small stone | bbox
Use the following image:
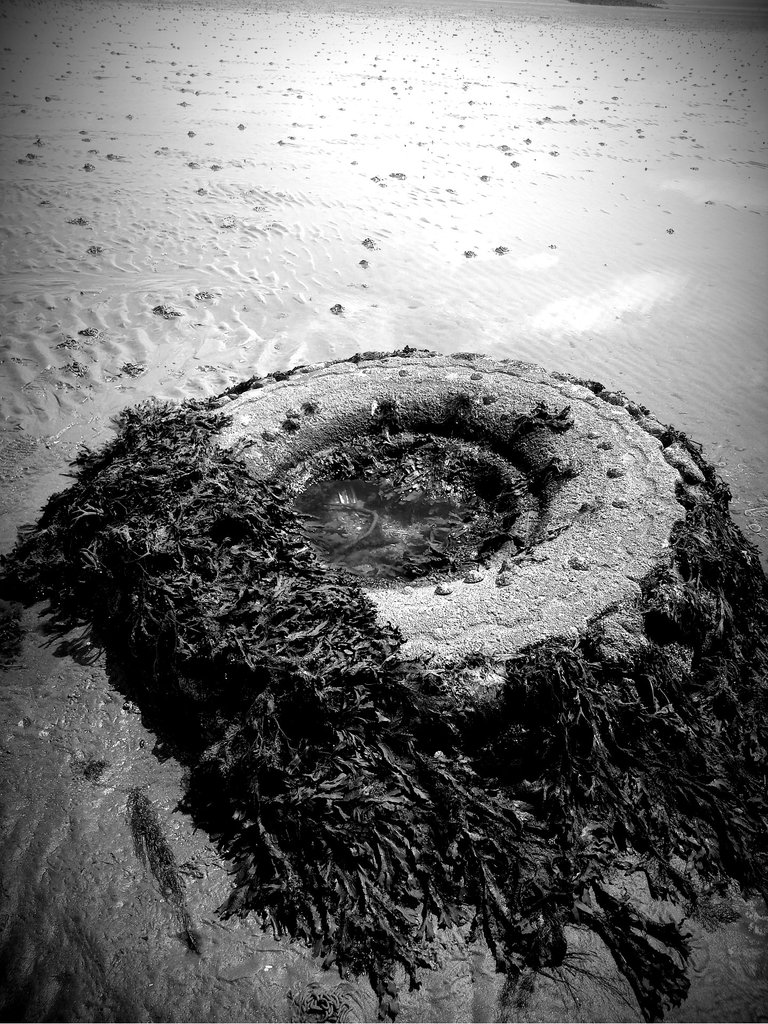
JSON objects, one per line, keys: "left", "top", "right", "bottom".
{"left": 601, "top": 390, "right": 629, "bottom": 408}
{"left": 121, "top": 362, "right": 145, "bottom": 378}
{"left": 435, "top": 583, "right": 453, "bottom": 596}
{"left": 63, "top": 359, "right": 87, "bottom": 378}
{"left": 463, "top": 570, "right": 484, "bottom": 584}
{"left": 663, "top": 443, "right": 706, "bottom": 485}
{"left": 83, "top": 163, "right": 95, "bottom": 172}
{"left": 496, "top": 572, "right": 514, "bottom": 587}
{"left": 568, "top": 555, "right": 589, "bottom": 571}
{"left": 579, "top": 500, "right": 602, "bottom": 515}
{"left": 359, "top": 259, "right": 369, "bottom": 268}
{"left": 607, "top": 467, "right": 625, "bottom": 479}
{"left": 330, "top": 303, "right": 344, "bottom": 315}
{"left": 512, "top": 511, "right": 539, "bottom": 547}
{"left": 470, "top": 372, "right": 482, "bottom": 381}
{"left": 636, "top": 414, "right": 668, "bottom": 440}
{"left": 152, "top": 304, "right": 183, "bottom": 318}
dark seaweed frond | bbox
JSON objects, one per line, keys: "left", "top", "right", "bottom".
{"left": 75, "top": 757, "right": 109, "bottom": 783}
{"left": 0, "top": 599, "right": 22, "bottom": 667}
{"left": 126, "top": 787, "right": 200, "bottom": 953}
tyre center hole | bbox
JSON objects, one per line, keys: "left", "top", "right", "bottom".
{"left": 292, "top": 435, "right": 540, "bottom": 581}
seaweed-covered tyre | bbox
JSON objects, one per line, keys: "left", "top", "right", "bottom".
{"left": 216, "top": 351, "right": 701, "bottom": 662}
{"left": 3, "top": 349, "right": 767, "bottom": 1024}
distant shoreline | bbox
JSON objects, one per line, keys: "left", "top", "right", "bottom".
{"left": 568, "top": 0, "right": 661, "bottom": 8}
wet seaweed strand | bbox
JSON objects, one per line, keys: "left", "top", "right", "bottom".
{"left": 126, "top": 787, "right": 200, "bottom": 954}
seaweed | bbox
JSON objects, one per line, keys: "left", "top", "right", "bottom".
{"left": 127, "top": 787, "right": 200, "bottom": 953}
{"left": 0, "top": 599, "right": 22, "bottom": 668}
{"left": 2, "top": 393, "right": 767, "bottom": 1021}
{"left": 73, "top": 756, "right": 110, "bottom": 783}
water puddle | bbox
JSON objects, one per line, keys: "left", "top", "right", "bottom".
{"left": 295, "top": 477, "right": 482, "bottom": 579}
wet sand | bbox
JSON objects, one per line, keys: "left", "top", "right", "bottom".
{"left": 1, "top": 0, "right": 767, "bottom": 1019}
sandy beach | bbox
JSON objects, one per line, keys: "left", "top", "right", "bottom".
{"left": 1, "top": 0, "right": 767, "bottom": 1019}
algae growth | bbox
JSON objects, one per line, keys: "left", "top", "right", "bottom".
{"left": 127, "top": 787, "right": 201, "bottom": 954}
{"left": 2, "top": 371, "right": 767, "bottom": 1022}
